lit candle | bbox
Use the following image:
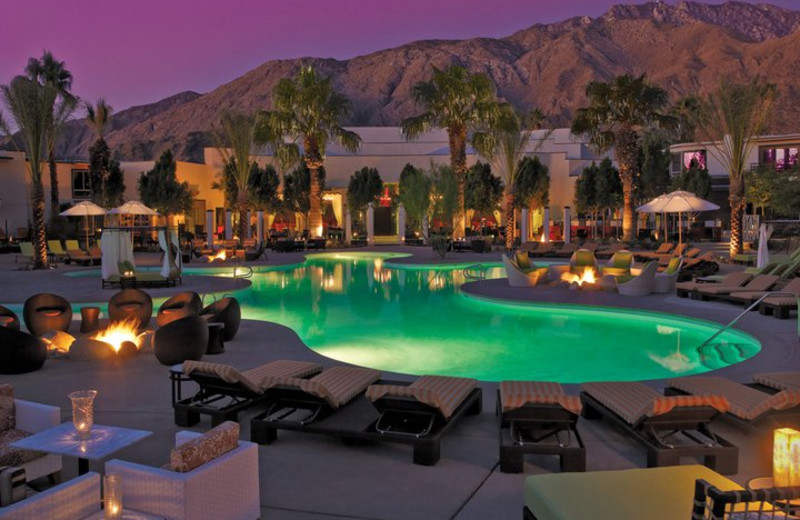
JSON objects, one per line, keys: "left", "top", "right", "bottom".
{"left": 103, "top": 474, "right": 123, "bottom": 519}
{"left": 69, "top": 390, "right": 97, "bottom": 440}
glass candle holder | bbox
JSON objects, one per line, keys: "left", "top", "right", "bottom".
{"left": 103, "top": 474, "right": 122, "bottom": 519}
{"left": 68, "top": 390, "right": 97, "bottom": 440}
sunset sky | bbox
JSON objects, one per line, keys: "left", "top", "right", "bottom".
{"left": 2, "top": 0, "right": 797, "bottom": 112}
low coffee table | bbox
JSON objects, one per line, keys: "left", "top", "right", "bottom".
{"left": 11, "top": 422, "right": 152, "bottom": 475}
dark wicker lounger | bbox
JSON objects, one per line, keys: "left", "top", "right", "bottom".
{"left": 252, "top": 373, "right": 482, "bottom": 466}
{"left": 580, "top": 382, "right": 738, "bottom": 474}
{"left": 172, "top": 359, "right": 322, "bottom": 426}
{"left": 497, "top": 381, "right": 585, "bottom": 473}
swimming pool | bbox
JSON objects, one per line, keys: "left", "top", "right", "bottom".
{"left": 228, "top": 252, "right": 759, "bottom": 382}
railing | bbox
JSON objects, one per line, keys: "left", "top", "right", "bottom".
{"left": 463, "top": 264, "right": 488, "bottom": 280}
{"left": 233, "top": 265, "right": 253, "bottom": 281}
{"left": 698, "top": 291, "right": 799, "bottom": 351}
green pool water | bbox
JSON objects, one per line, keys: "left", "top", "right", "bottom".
{"left": 227, "top": 252, "right": 759, "bottom": 382}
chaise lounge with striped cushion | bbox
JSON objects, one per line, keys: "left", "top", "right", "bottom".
{"left": 675, "top": 271, "right": 752, "bottom": 298}
{"left": 753, "top": 371, "right": 800, "bottom": 391}
{"left": 696, "top": 274, "right": 780, "bottom": 301}
{"left": 497, "top": 381, "right": 585, "bottom": 473}
{"left": 173, "top": 359, "right": 323, "bottom": 427}
{"left": 667, "top": 376, "right": 800, "bottom": 425}
{"left": 580, "top": 381, "right": 738, "bottom": 474}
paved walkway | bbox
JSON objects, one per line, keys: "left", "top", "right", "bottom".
{"left": 0, "top": 244, "right": 796, "bottom": 519}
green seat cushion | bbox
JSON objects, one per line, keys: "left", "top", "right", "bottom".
{"left": 514, "top": 251, "right": 532, "bottom": 270}
{"left": 666, "top": 256, "right": 682, "bottom": 274}
{"left": 610, "top": 251, "right": 632, "bottom": 269}
{"left": 616, "top": 274, "right": 634, "bottom": 284}
{"left": 603, "top": 267, "right": 630, "bottom": 277}
{"left": 524, "top": 465, "right": 742, "bottom": 520}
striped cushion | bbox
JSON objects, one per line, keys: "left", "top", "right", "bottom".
{"left": 366, "top": 375, "right": 477, "bottom": 419}
{"left": 644, "top": 395, "right": 729, "bottom": 417}
{"left": 668, "top": 376, "right": 800, "bottom": 421}
{"left": 699, "top": 275, "right": 779, "bottom": 295}
{"left": 261, "top": 366, "right": 380, "bottom": 408}
{"left": 499, "top": 381, "right": 582, "bottom": 415}
{"left": 753, "top": 372, "right": 800, "bottom": 391}
{"left": 761, "top": 296, "right": 798, "bottom": 307}
{"left": 581, "top": 382, "right": 661, "bottom": 425}
{"left": 728, "top": 291, "right": 770, "bottom": 302}
{"left": 183, "top": 360, "right": 323, "bottom": 394}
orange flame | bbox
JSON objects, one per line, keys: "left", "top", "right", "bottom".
{"left": 208, "top": 249, "right": 227, "bottom": 262}
{"left": 561, "top": 267, "right": 597, "bottom": 286}
{"left": 91, "top": 317, "right": 143, "bottom": 352}
{"left": 540, "top": 233, "right": 546, "bottom": 243}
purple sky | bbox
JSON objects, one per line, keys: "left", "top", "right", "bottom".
{"left": 2, "top": 0, "right": 797, "bottom": 112}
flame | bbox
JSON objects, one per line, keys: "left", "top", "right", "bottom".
{"left": 540, "top": 233, "right": 546, "bottom": 243}
{"left": 91, "top": 317, "right": 143, "bottom": 352}
{"left": 208, "top": 249, "right": 227, "bottom": 262}
{"left": 561, "top": 267, "right": 597, "bottom": 286}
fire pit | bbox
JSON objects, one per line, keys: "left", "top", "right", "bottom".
{"left": 91, "top": 317, "right": 145, "bottom": 355}
{"left": 207, "top": 250, "right": 228, "bottom": 262}
{"left": 53, "top": 317, "right": 147, "bottom": 361}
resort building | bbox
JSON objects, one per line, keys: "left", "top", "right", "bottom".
{"left": 1, "top": 127, "right": 610, "bottom": 240}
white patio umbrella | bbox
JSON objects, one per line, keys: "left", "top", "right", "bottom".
{"left": 757, "top": 223, "right": 773, "bottom": 269}
{"left": 59, "top": 200, "right": 107, "bottom": 249}
{"left": 637, "top": 190, "right": 719, "bottom": 248}
{"left": 108, "top": 200, "right": 159, "bottom": 216}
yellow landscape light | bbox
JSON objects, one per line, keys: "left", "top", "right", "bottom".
{"left": 773, "top": 427, "right": 800, "bottom": 487}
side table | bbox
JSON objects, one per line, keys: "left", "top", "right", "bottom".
{"left": 80, "top": 306, "right": 101, "bottom": 333}
{"left": 206, "top": 323, "right": 225, "bottom": 355}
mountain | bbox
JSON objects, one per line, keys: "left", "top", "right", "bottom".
{"left": 53, "top": 1, "right": 800, "bottom": 162}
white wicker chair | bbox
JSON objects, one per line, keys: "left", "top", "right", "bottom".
{"left": 106, "top": 430, "right": 260, "bottom": 520}
{"left": 0, "top": 471, "right": 100, "bottom": 520}
{"left": 13, "top": 399, "right": 61, "bottom": 483}
{"left": 653, "top": 258, "right": 683, "bottom": 294}
{"left": 616, "top": 261, "right": 658, "bottom": 296}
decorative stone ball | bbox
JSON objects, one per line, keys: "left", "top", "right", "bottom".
{"left": 117, "top": 341, "right": 139, "bottom": 358}
{"left": 69, "top": 337, "right": 116, "bottom": 361}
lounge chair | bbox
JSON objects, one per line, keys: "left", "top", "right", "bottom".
{"left": 86, "top": 246, "right": 102, "bottom": 265}
{"left": 601, "top": 249, "right": 633, "bottom": 277}
{"left": 653, "top": 257, "right": 683, "bottom": 294}
{"left": 635, "top": 242, "right": 674, "bottom": 260}
{"left": 666, "top": 376, "right": 800, "bottom": 425}
{"left": 616, "top": 261, "right": 658, "bottom": 296}
{"left": 46, "top": 240, "right": 68, "bottom": 262}
{"left": 580, "top": 381, "right": 737, "bottom": 473}
{"left": 759, "top": 290, "right": 800, "bottom": 319}
{"left": 0, "top": 305, "right": 20, "bottom": 330}
{"left": 497, "top": 381, "right": 585, "bottom": 473}
{"left": 522, "top": 465, "right": 782, "bottom": 520}
{"left": 64, "top": 248, "right": 92, "bottom": 266}
{"left": 551, "top": 242, "right": 578, "bottom": 258}
{"left": 244, "top": 240, "right": 268, "bottom": 261}
{"left": 502, "top": 252, "right": 549, "bottom": 287}
{"left": 656, "top": 246, "right": 699, "bottom": 266}
{"left": 580, "top": 242, "right": 600, "bottom": 253}
{"left": 14, "top": 242, "right": 33, "bottom": 264}
{"left": 365, "top": 375, "right": 482, "bottom": 464}
{"left": 696, "top": 274, "right": 780, "bottom": 301}
{"left": 726, "top": 277, "right": 800, "bottom": 306}
{"left": 173, "top": 359, "right": 323, "bottom": 426}
{"left": 251, "top": 372, "right": 482, "bottom": 466}
{"left": 528, "top": 242, "right": 555, "bottom": 257}
{"left": 594, "top": 242, "right": 625, "bottom": 259}
{"left": 251, "top": 365, "right": 381, "bottom": 431}
{"left": 752, "top": 371, "right": 800, "bottom": 391}
{"left": 64, "top": 239, "right": 81, "bottom": 251}
{"left": 675, "top": 271, "right": 752, "bottom": 298}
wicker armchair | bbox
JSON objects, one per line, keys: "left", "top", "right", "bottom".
{"left": 0, "top": 471, "right": 99, "bottom": 520}
{"left": 105, "top": 430, "right": 260, "bottom": 520}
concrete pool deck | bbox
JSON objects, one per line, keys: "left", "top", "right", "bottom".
{"left": 0, "top": 245, "right": 797, "bottom": 519}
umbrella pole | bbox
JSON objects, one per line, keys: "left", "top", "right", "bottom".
{"left": 85, "top": 215, "right": 90, "bottom": 250}
{"left": 679, "top": 212, "right": 683, "bottom": 249}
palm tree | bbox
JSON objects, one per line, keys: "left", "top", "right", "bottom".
{"left": 478, "top": 107, "right": 549, "bottom": 250}
{"left": 86, "top": 98, "right": 112, "bottom": 140}
{"left": 1, "top": 76, "right": 59, "bottom": 268}
{"left": 214, "top": 111, "right": 259, "bottom": 240}
{"left": 571, "top": 74, "right": 675, "bottom": 242}
{"left": 402, "top": 64, "right": 506, "bottom": 239}
{"left": 697, "top": 78, "right": 777, "bottom": 258}
{"left": 263, "top": 65, "right": 360, "bottom": 237}
{"left": 26, "top": 51, "right": 77, "bottom": 219}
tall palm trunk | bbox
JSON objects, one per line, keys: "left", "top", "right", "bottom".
{"left": 31, "top": 181, "right": 48, "bottom": 268}
{"left": 236, "top": 193, "right": 249, "bottom": 241}
{"left": 615, "top": 128, "right": 639, "bottom": 242}
{"left": 504, "top": 191, "right": 515, "bottom": 251}
{"left": 48, "top": 152, "right": 59, "bottom": 219}
{"left": 729, "top": 175, "right": 745, "bottom": 257}
{"left": 305, "top": 138, "right": 324, "bottom": 238}
{"left": 448, "top": 125, "right": 467, "bottom": 239}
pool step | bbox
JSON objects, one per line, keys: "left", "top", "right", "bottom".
{"left": 696, "top": 342, "right": 749, "bottom": 370}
